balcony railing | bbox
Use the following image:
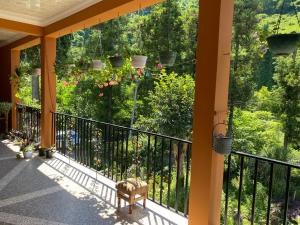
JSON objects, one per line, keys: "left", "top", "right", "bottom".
{"left": 15, "top": 105, "right": 300, "bottom": 222}
{"left": 52, "top": 111, "right": 192, "bottom": 217}
{"left": 16, "top": 104, "right": 41, "bottom": 143}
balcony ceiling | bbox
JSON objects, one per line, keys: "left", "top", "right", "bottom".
{"left": 0, "top": 29, "right": 26, "bottom": 47}
{"left": 0, "top": 0, "right": 103, "bottom": 26}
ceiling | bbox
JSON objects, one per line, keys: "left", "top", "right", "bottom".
{"left": 0, "top": 29, "right": 26, "bottom": 47}
{"left": 0, "top": 0, "right": 103, "bottom": 47}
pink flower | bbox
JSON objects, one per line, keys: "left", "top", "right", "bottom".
{"left": 63, "top": 81, "right": 70, "bottom": 87}
{"left": 104, "top": 82, "right": 109, "bottom": 87}
{"left": 108, "top": 81, "right": 113, "bottom": 86}
{"left": 157, "top": 63, "right": 163, "bottom": 69}
{"left": 137, "top": 68, "right": 143, "bottom": 76}
{"left": 98, "top": 84, "right": 104, "bottom": 89}
{"left": 98, "top": 93, "right": 104, "bottom": 97}
{"left": 74, "top": 80, "right": 78, "bottom": 85}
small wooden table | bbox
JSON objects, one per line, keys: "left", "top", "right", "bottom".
{"left": 116, "top": 178, "right": 148, "bottom": 214}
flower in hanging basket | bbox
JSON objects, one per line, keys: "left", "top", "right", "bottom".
{"left": 98, "top": 84, "right": 104, "bottom": 89}
{"left": 63, "top": 81, "right": 70, "bottom": 87}
{"left": 108, "top": 81, "right": 113, "bottom": 86}
{"left": 104, "top": 82, "right": 109, "bottom": 87}
{"left": 74, "top": 80, "right": 78, "bottom": 86}
{"left": 98, "top": 93, "right": 104, "bottom": 97}
{"left": 157, "top": 63, "right": 163, "bottom": 70}
{"left": 137, "top": 68, "right": 143, "bottom": 76}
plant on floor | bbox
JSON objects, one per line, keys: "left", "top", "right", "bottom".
{"left": 21, "top": 143, "right": 35, "bottom": 159}
{"left": 0, "top": 102, "right": 12, "bottom": 134}
{"left": 45, "top": 145, "right": 56, "bottom": 159}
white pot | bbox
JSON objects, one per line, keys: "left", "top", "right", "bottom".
{"left": 34, "top": 68, "right": 41, "bottom": 76}
{"left": 131, "top": 55, "right": 148, "bottom": 68}
{"left": 23, "top": 151, "right": 33, "bottom": 159}
{"left": 92, "top": 60, "right": 106, "bottom": 70}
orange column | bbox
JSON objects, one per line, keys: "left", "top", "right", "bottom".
{"left": 11, "top": 49, "right": 20, "bottom": 130}
{"left": 41, "top": 37, "right": 56, "bottom": 148}
{"left": 188, "top": 0, "right": 234, "bottom": 224}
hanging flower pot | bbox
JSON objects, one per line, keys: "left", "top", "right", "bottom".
{"left": 131, "top": 55, "right": 148, "bottom": 68}
{"left": 34, "top": 68, "right": 41, "bottom": 76}
{"left": 267, "top": 33, "right": 300, "bottom": 56}
{"left": 109, "top": 56, "right": 123, "bottom": 68}
{"left": 91, "top": 59, "right": 106, "bottom": 71}
{"left": 159, "top": 51, "right": 177, "bottom": 67}
{"left": 212, "top": 123, "right": 232, "bottom": 155}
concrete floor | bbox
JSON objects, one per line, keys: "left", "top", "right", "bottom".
{"left": 0, "top": 140, "right": 188, "bottom": 225}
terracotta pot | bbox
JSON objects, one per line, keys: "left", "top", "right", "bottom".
{"left": 109, "top": 56, "right": 123, "bottom": 68}
{"left": 159, "top": 51, "right": 177, "bottom": 67}
{"left": 131, "top": 55, "right": 148, "bottom": 68}
{"left": 267, "top": 33, "right": 300, "bottom": 56}
{"left": 91, "top": 60, "right": 106, "bottom": 70}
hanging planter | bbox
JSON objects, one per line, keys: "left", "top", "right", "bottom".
{"left": 266, "top": 0, "right": 300, "bottom": 56}
{"left": 159, "top": 51, "right": 177, "bottom": 67}
{"left": 91, "top": 59, "right": 106, "bottom": 71}
{"left": 33, "top": 68, "right": 41, "bottom": 76}
{"left": 109, "top": 56, "right": 124, "bottom": 68}
{"left": 212, "top": 123, "right": 232, "bottom": 155}
{"left": 131, "top": 55, "right": 148, "bottom": 68}
{"left": 267, "top": 33, "right": 300, "bottom": 56}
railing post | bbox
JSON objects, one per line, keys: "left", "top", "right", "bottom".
{"left": 10, "top": 49, "right": 20, "bottom": 130}
{"left": 41, "top": 37, "right": 56, "bottom": 148}
{"left": 188, "top": 0, "right": 234, "bottom": 224}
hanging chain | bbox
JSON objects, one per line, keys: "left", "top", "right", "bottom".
{"left": 292, "top": 0, "right": 300, "bottom": 28}
{"left": 274, "top": 0, "right": 287, "bottom": 34}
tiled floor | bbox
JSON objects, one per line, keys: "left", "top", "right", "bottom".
{"left": 0, "top": 140, "right": 188, "bottom": 225}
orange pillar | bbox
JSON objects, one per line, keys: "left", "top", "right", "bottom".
{"left": 41, "top": 37, "right": 56, "bottom": 148}
{"left": 188, "top": 0, "right": 234, "bottom": 224}
{"left": 11, "top": 49, "right": 20, "bottom": 130}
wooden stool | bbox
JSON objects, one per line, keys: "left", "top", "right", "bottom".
{"left": 116, "top": 178, "right": 148, "bottom": 214}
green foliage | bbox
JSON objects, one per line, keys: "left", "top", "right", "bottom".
{"left": 136, "top": 71, "right": 194, "bottom": 139}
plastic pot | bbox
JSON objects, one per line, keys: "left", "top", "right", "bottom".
{"left": 23, "top": 151, "right": 33, "bottom": 159}
{"left": 38, "top": 148, "right": 46, "bottom": 157}
{"left": 91, "top": 60, "right": 106, "bottom": 70}
{"left": 213, "top": 135, "right": 232, "bottom": 155}
{"left": 159, "top": 51, "right": 177, "bottom": 67}
{"left": 109, "top": 56, "right": 123, "bottom": 68}
{"left": 267, "top": 33, "right": 300, "bottom": 56}
{"left": 131, "top": 55, "right": 148, "bottom": 68}
{"left": 34, "top": 68, "right": 41, "bottom": 76}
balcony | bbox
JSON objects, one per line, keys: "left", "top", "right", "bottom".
{"left": 9, "top": 105, "right": 300, "bottom": 224}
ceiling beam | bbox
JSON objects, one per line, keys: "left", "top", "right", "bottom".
{"left": 44, "top": 0, "right": 164, "bottom": 38}
{"left": 0, "top": 18, "right": 43, "bottom": 36}
{"left": 9, "top": 36, "right": 40, "bottom": 51}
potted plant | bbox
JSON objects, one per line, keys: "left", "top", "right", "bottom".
{"left": 22, "top": 143, "right": 34, "bottom": 159}
{"left": 45, "top": 145, "right": 56, "bottom": 159}
{"left": 212, "top": 123, "right": 232, "bottom": 155}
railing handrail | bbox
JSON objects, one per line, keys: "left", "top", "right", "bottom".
{"left": 232, "top": 150, "right": 300, "bottom": 169}
{"left": 17, "top": 103, "right": 41, "bottom": 111}
{"left": 52, "top": 111, "right": 192, "bottom": 144}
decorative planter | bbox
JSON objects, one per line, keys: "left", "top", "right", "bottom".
{"left": 267, "top": 33, "right": 300, "bottom": 56}
{"left": 213, "top": 135, "right": 232, "bottom": 155}
{"left": 159, "top": 51, "right": 177, "bottom": 67}
{"left": 23, "top": 151, "right": 33, "bottom": 159}
{"left": 109, "top": 56, "right": 123, "bottom": 68}
{"left": 131, "top": 55, "right": 148, "bottom": 68}
{"left": 91, "top": 60, "right": 106, "bottom": 70}
{"left": 45, "top": 150, "right": 53, "bottom": 159}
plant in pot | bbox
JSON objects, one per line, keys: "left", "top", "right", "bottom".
{"left": 90, "top": 26, "right": 106, "bottom": 71}
{"left": 22, "top": 143, "right": 34, "bottom": 159}
{"left": 0, "top": 102, "right": 12, "bottom": 134}
{"left": 266, "top": 0, "right": 300, "bottom": 56}
{"left": 45, "top": 145, "right": 56, "bottom": 159}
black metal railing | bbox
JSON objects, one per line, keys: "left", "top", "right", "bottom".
{"left": 223, "top": 150, "right": 300, "bottom": 225}
{"left": 16, "top": 104, "right": 41, "bottom": 143}
{"left": 52, "top": 112, "right": 192, "bottom": 216}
